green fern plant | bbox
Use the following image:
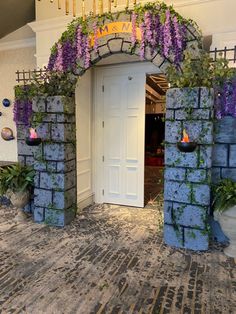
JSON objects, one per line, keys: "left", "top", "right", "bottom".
{"left": 0, "top": 163, "right": 35, "bottom": 196}
{"left": 212, "top": 179, "right": 236, "bottom": 213}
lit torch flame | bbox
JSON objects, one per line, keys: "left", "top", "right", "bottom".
{"left": 29, "top": 128, "right": 38, "bottom": 139}
{"left": 181, "top": 129, "right": 190, "bottom": 143}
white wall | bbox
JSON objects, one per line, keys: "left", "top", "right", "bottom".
{"left": 0, "top": 26, "right": 36, "bottom": 161}
{"left": 35, "top": 0, "right": 236, "bottom": 36}
{"left": 75, "top": 69, "right": 93, "bottom": 209}
{"left": 32, "top": 0, "right": 236, "bottom": 70}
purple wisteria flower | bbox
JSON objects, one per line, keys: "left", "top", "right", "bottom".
{"left": 139, "top": 22, "right": 146, "bottom": 60}
{"left": 13, "top": 98, "right": 32, "bottom": 127}
{"left": 173, "top": 16, "right": 183, "bottom": 64}
{"left": 163, "top": 10, "right": 172, "bottom": 58}
{"left": 84, "top": 36, "right": 91, "bottom": 69}
{"left": 47, "top": 50, "right": 58, "bottom": 71}
{"left": 145, "top": 11, "right": 155, "bottom": 51}
{"left": 93, "top": 21, "right": 99, "bottom": 54}
{"left": 54, "top": 43, "right": 64, "bottom": 72}
{"left": 76, "top": 25, "right": 84, "bottom": 59}
{"left": 214, "top": 79, "right": 236, "bottom": 119}
{"left": 62, "top": 40, "right": 77, "bottom": 72}
{"left": 131, "top": 12, "right": 137, "bottom": 47}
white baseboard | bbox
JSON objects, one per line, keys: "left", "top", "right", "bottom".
{"left": 77, "top": 193, "right": 94, "bottom": 212}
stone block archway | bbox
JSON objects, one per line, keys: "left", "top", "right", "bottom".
{"left": 16, "top": 6, "right": 215, "bottom": 250}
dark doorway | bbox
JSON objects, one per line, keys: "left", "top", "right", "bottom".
{"left": 144, "top": 74, "right": 168, "bottom": 205}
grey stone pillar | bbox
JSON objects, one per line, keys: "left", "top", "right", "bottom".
{"left": 164, "top": 87, "right": 214, "bottom": 250}
{"left": 32, "top": 96, "right": 77, "bottom": 226}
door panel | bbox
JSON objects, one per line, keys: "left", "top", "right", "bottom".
{"left": 103, "top": 71, "right": 146, "bottom": 207}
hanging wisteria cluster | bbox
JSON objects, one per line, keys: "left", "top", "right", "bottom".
{"left": 47, "top": 4, "right": 190, "bottom": 73}
{"left": 214, "top": 77, "right": 236, "bottom": 119}
{"left": 13, "top": 98, "right": 32, "bottom": 127}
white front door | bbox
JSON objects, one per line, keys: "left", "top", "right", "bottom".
{"left": 94, "top": 63, "right": 157, "bottom": 207}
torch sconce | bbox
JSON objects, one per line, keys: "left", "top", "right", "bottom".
{"left": 25, "top": 128, "right": 42, "bottom": 146}
{"left": 177, "top": 129, "right": 197, "bottom": 153}
{"left": 177, "top": 141, "right": 197, "bottom": 153}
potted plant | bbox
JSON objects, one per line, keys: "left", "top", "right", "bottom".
{"left": 212, "top": 179, "right": 236, "bottom": 257}
{"left": 0, "top": 163, "right": 34, "bottom": 222}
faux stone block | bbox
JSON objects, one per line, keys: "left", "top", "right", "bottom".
{"left": 165, "top": 121, "right": 182, "bottom": 143}
{"left": 18, "top": 155, "right": 26, "bottom": 165}
{"left": 57, "top": 159, "right": 76, "bottom": 173}
{"left": 214, "top": 116, "right": 236, "bottom": 144}
{"left": 34, "top": 189, "right": 52, "bottom": 207}
{"left": 34, "top": 172, "right": 40, "bottom": 188}
{"left": 173, "top": 203, "right": 206, "bottom": 228}
{"left": 108, "top": 38, "right": 123, "bottom": 53}
{"left": 32, "top": 97, "right": 46, "bottom": 112}
{"left": 212, "top": 144, "right": 228, "bottom": 167}
{"left": 199, "top": 146, "right": 212, "bottom": 169}
{"left": 46, "top": 96, "right": 75, "bottom": 114}
{"left": 34, "top": 207, "right": 45, "bottom": 223}
{"left": 211, "top": 167, "right": 221, "bottom": 183}
{"left": 17, "top": 140, "right": 36, "bottom": 156}
{"left": 164, "top": 181, "right": 191, "bottom": 203}
{"left": 40, "top": 173, "right": 64, "bottom": 190}
{"left": 44, "top": 143, "right": 75, "bottom": 161}
{"left": 221, "top": 168, "right": 236, "bottom": 181}
{"left": 159, "top": 60, "right": 172, "bottom": 75}
{"left": 184, "top": 228, "right": 209, "bottom": 251}
{"left": 25, "top": 156, "right": 35, "bottom": 166}
{"left": 45, "top": 208, "right": 75, "bottom": 227}
{"left": 53, "top": 188, "right": 76, "bottom": 210}
{"left": 51, "top": 124, "right": 75, "bottom": 142}
{"left": 199, "top": 122, "right": 213, "bottom": 145}
{"left": 166, "top": 88, "right": 199, "bottom": 110}
{"left": 165, "top": 145, "right": 198, "bottom": 168}
{"left": 164, "top": 201, "right": 173, "bottom": 224}
{"left": 56, "top": 114, "right": 76, "bottom": 123}
{"left": 199, "top": 88, "right": 214, "bottom": 109}
{"left": 40, "top": 171, "right": 76, "bottom": 190}
{"left": 164, "top": 168, "right": 185, "bottom": 181}
{"left": 192, "top": 184, "right": 210, "bottom": 206}
{"left": 151, "top": 54, "right": 165, "bottom": 68}
{"left": 183, "top": 121, "right": 202, "bottom": 142}
{"left": 36, "top": 124, "right": 50, "bottom": 140}
{"left": 186, "top": 169, "right": 206, "bottom": 183}
{"left": 165, "top": 110, "right": 174, "bottom": 120}
{"left": 175, "top": 109, "right": 210, "bottom": 121}
{"left": 34, "top": 161, "right": 46, "bottom": 171}
{"left": 98, "top": 44, "right": 111, "bottom": 57}
{"left": 16, "top": 125, "right": 27, "bottom": 140}
{"left": 229, "top": 145, "right": 236, "bottom": 167}
{"left": 122, "top": 41, "right": 132, "bottom": 53}
{"left": 164, "top": 224, "right": 184, "bottom": 248}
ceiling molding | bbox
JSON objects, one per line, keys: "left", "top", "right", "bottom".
{"left": 171, "top": 0, "right": 222, "bottom": 8}
{"left": 28, "top": 15, "right": 73, "bottom": 33}
{"left": 0, "top": 38, "right": 35, "bottom": 52}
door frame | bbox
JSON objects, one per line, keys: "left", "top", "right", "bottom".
{"left": 93, "top": 62, "right": 160, "bottom": 205}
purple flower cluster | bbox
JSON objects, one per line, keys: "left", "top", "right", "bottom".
{"left": 215, "top": 79, "right": 236, "bottom": 119}
{"left": 131, "top": 12, "right": 137, "bottom": 47}
{"left": 163, "top": 10, "right": 172, "bottom": 58}
{"left": 47, "top": 9, "right": 188, "bottom": 71}
{"left": 139, "top": 22, "right": 145, "bottom": 60}
{"left": 54, "top": 43, "right": 64, "bottom": 72}
{"left": 135, "top": 10, "right": 186, "bottom": 64}
{"left": 13, "top": 98, "right": 32, "bottom": 127}
{"left": 93, "top": 22, "right": 99, "bottom": 54}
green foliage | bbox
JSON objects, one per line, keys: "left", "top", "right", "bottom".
{"left": 0, "top": 163, "right": 35, "bottom": 196}
{"left": 212, "top": 179, "right": 236, "bottom": 213}
{"left": 166, "top": 50, "right": 236, "bottom": 88}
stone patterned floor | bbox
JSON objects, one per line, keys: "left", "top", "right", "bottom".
{"left": 0, "top": 202, "right": 235, "bottom": 314}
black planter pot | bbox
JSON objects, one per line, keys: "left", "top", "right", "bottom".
{"left": 25, "top": 137, "right": 42, "bottom": 146}
{"left": 177, "top": 142, "right": 197, "bottom": 153}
